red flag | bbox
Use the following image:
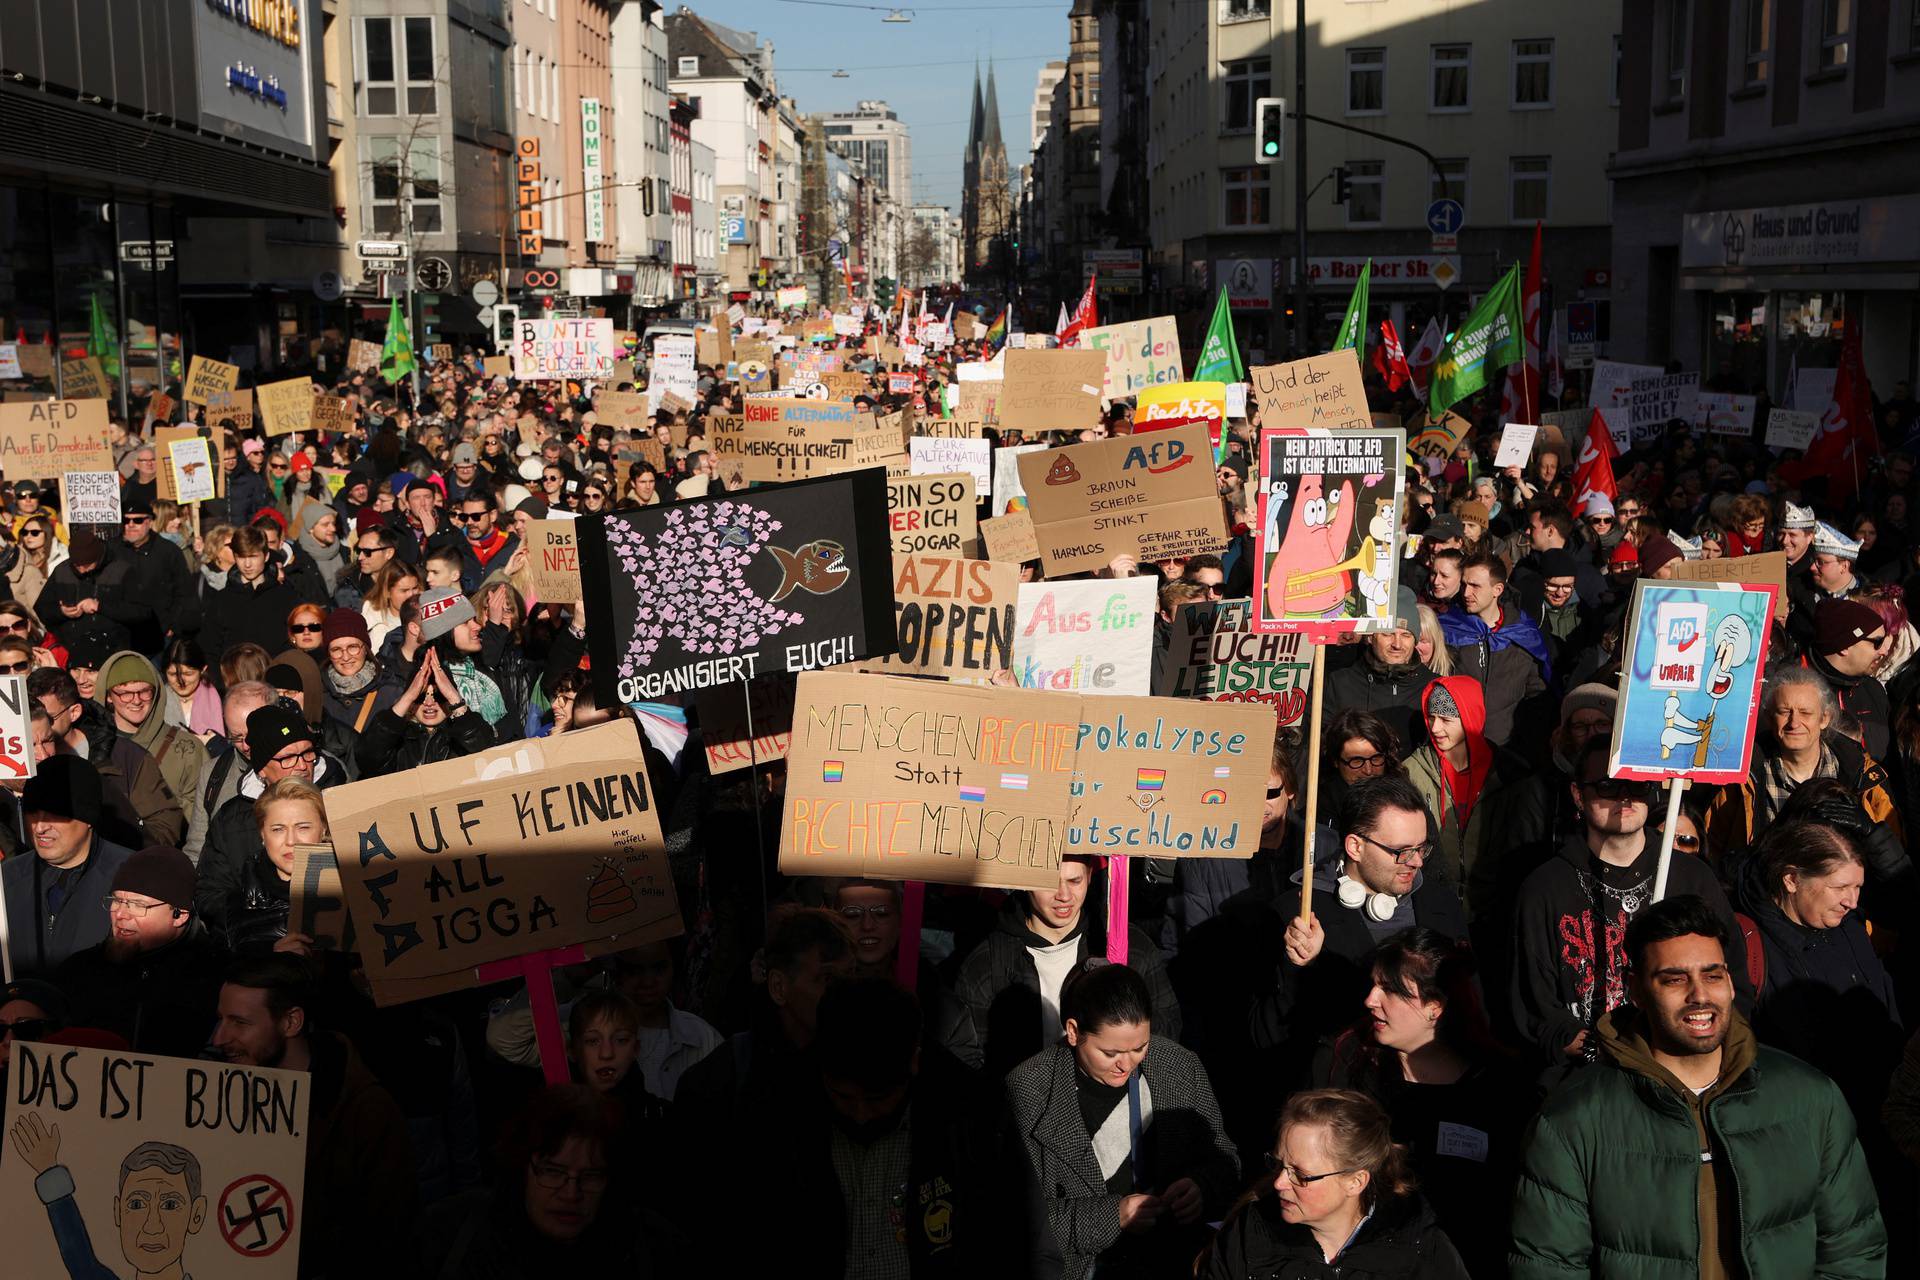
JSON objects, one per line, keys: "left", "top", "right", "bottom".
{"left": 1781, "top": 318, "right": 1876, "bottom": 504}
{"left": 1059, "top": 271, "right": 1098, "bottom": 347}
{"left": 1378, "top": 319, "right": 1412, "bottom": 393}
{"left": 1406, "top": 317, "right": 1444, "bottom": 397}
{"left": 1500, "top": 221, "right": 1544, "bottom": 424}
{"left": 1055, "top": 302, "right": 1070, "bottom": 341}
{"left": 1570, "top": 407, "right": 1620, "bottom": 517}
{"left": 1545, "top": 309, "right": 1565, "bottom": 403}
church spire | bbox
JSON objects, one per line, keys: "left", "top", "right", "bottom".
{"left": 981, "top": 58, "right": 1003, "bottom": 151}
{"left": 968, "top": 61, "right": 985, "bottom": 159}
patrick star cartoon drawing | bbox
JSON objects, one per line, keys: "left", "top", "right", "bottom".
{"left": 1264, "top": 472, "right": 1360, "bottom": 620}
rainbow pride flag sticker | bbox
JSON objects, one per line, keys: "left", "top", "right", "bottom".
{"left": 1136, "top": 769, "right": 1167, "bottom": 792}
{"left": 1000, "top": 773, "right": 1029, "bottom": 791}
{"left": 959, "top": 785, "right": 987, "bottom": 802}
{"left": 822, "top": 761, "right": 844, "bottom": 783}
{"left": 1201, "top": 789, "right": 1228, "bottom": 805}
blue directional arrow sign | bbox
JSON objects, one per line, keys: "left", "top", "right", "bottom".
{"left": 1426, "top": 198, "right": 1465, "bottom": 235}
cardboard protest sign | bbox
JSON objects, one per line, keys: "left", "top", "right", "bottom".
{"left": 954, "top": 311, "right": 984, "bottom": 341}
{"left": 15, "top": 342, "right": 52, "bottom": 379}
{"left": 579, "top": 470, "right": 896, "bottom": 704}
{"left": 888, "top": 472, "right": 978, "bottom": 555}
{"left": 648, "top": 333, "right": 697, "bottom": 406}
{"left": 147, "top": 391, "right": 175, "bottom": 425}
{"left": 1696, "top": 392, "right": 1757, "bottom": 437}
{"left": 291, "top": 841, "right": 356, "bottom": 952}
{"left": 709, "top": 399, "right": 895, "bottom": 484}
{"left": 60, "top": 356, "right": 111, "bottom": 400}
{"left": 994, "top": 443, "right": 1047, "bottom": 513}
{"left": 1668, "top": 549, "right": 1789, "bottom": 622}
{"left": 916, "top": 412, "right": 986, "bottom": 439}
{"left": 1255, "top": 426, "right": 1407, "bottom": 635}
{"left": 157, "top": 425, "right": 226, "bottom": 501}
{"left": 779, "top": 671, "right": 1269, "bottom": 889}
{"left": 3, "top": 1045, "right": 310, "bottom": 1279}
{"left": 204, "top": 388, "right": 254, "bottom": 433}
{"left": 321, "top": 719, "right": 680, "bottom": 996}
{"left": 483, "top": 355, "right": 511, "bottom": 378}
{"left": 909, "top": 436, "right": 991, "bottom": 498}
{"left": 58, "top": 471, "right": 122, "bottom": 526}
{"left": 1016, "top": 426, "right": 1228, "bottom": 576}
{"left": 346, "top": 339, "right": 381, "bottom": 373}
{"left": 0, "top": 398, "right": 115, "bottom": 480}
{"left": 308, "top": 393, "right": 343, "bottom": 436}
{"left": 957, "top": 381, "right": 1001, "bottom": 424}
{"left": 1155, "top": 599, "right": 1313, "bottom": 727}
{"left": 1079, "top": 316, "right": 1184, "bottom": 401}
{"left": 514, "top": 317, "right": 615, "bottom": 380}
{"left": 1011, "top": 577, "right": 1157, "bottom": 694}
{"left": 257, "top": 378, "right": 315, "bottom": 436}
{"left": 1407, "top": 409, "right": 1472, "bottom": 460}
{"left": 183, "top": 354, "right": 240, "bottom": 405}
{"left": 1608, "top": 580, "right": 1777, "bottom": 783}
{"left": 1249, "top": 349, "right": 1370, "bottom": 432}
{"left": 1134, "top": 381, "right": 1228, "bottom": 451}
{"left": 1589, "top": 359, "right": 1662, "bottom": 408}
{"left": 526, "top": 520, "right": 582, "bottom": 602}
{"left": 0, "top": 673, "right": 35, "bottom": 779}
{"left": 999, "top": 349, "right": 1106, "bottom": 433}
{"left": 1623, "top": 372, "right": 1699, "bottom": 444}
{"left": 694, "top": 674, "right": 796, "bottom": 775}
{"left": 872, "top": 554, "right": 1018, "bottom": 678}
{"left": 981, "top": 511, "right": 1041, "bottom": 564}
{"left": 823, "top": 371, "right": 868, "bottom": 401}
{"left": 0, "top": 344, "right": 19, "bottom": 379}
{"left": 593, "top": 389, "right": 657, "bottom": 435}
{"left": 1494, "top": 423, "right": 1539, "bottom": 468}
{"left": 1765, "top": 408, "right": 1817, "bottom": 451}
{"left": 888, "top": 372, "right": 917, "bottom": 395}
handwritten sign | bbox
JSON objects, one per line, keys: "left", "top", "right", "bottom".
{"left": 1134, "top": 381, "right": 1228, "bottom": 451}
{"left": 1012, "top": 577, "right": 1157, "bottom": 694}
{"left": 981, "top": 511, "right": 1041, "bottom": 563}
{"left": 1668, "top": 549, "right": 1789, "bottom": 622}
{"left": 1494, "top": 422, "right": 1539, "bottom": 468}
{"left": 183, "top": 355, "right": 240, "bottom": 405}
{"left": 888, "top": 472, "right": 978, "bottom": 556}
{"left": 59, "top": 356, "right": 110, "bottom": 400}
{"left": 1696, "top": 392, "right": 1757, "bottom": 437}
{"left": 483, "top": 355, "right": 511, "bottom": 378}
{"left": 709, "top": 399, "right": 901, "bottom": 484}
{"left": 0, "top": 673, "right": 35, "bottom": 780}
{"left": 205, "top": 388, "right": 255, "bottom": 434}
{"left": 346, "top": 339, "right": 381, "bottom": 373}
{"left": 917, "top": 412, "right": 986, "bottom": 439}
{"left": 291, "top": 841, "right": 355, "bottom": 952}
{"left": 1255, "top": 426, "right": 1407, "bottom": 636}
{"left": 58, "top": 471, "right": 122, "bottom": 526}
{"left": 514, "top": 317, "right": 615, "bottom": 380}
{"left": 1624, "top": 372, "right": 1699, "bottom": 444}
{"left": 999, "top": 349, "right": 1106, "bottom": 433}
{"left": 1079, "top": 316, "right": 1184, "bottom": 401}
{"left": 873, "top": 555, "right": 1018, "bottom": 678}
{"left": 994, "top": 443, "right": 1047, "bottom": 514}
{"left": 526, "top": 519, "right": 582, "bottom": 602}
{"left": 1017, "top": 426, "right": 1228, "bottom": 576}
{"left": 1765, "top": 408, "right": 1817, "bottom": 451}
{"left": 257, "top": 378, "right": 315, "bottom": 437}
{"left": 0, "top": 398, "right": 115, "bottom": 479}
{"left": 1248, "top": 349, "right": 1370, "bottom": 431}
{"left": 157, "top": 426, "right": 227, "bottom": 501}
{"left": 3, "top": 1045, "right": 310, "bottom": 1279}
{"left": 694, "top": 675, "right": 795, "bottom": 775}
{"left": 909, "top": 435, "right": 991, "bottom": 498}
{"left": 1155, "top": 599, "right": 1311, "bottom": 726}
{"left": 320, "top": 720, "right": 680, "bottom": 996}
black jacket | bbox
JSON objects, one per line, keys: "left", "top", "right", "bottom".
{"left": 228, "top": 463, "right": 274, "bottom": 529}
{"left": 113, "top": 533, "right": 193, "bottom": 653}
{"left": 356, "top": 706, "right": 495, "bottom": 777}
{"left": 1322, "top": 651, "right": 1435, "bottom": 753}
{"left": 204, "top": 846, "right": 294, "bottom": 954}
{"left": 200, "top": 571, "right": 305, "bottom": 672}
{"left": 193, "top": 756, "right": 349, "bottom": 929}
{"left": 53, "top": 922, "right": 226, "bottom": 1058}
{"left": 39, "top": 556, "right": 137, "bottom": 655}
{"left": 0, "top": 835, "right": 137, "bottom": 977}
{"left": 1201, "top": 1191, "right": 1471, "bottom": 1280}
{"left": 1808, "top": 650, "right": 1893, "bottom": 763}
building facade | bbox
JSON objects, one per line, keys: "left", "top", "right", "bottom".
{"left": 1611, "top": 2, "right": 1920, "bottom": 399}
{"left": 820, "top": 101, "right": 913, "bottom": 213}
{"left": 667, "top": 9, "right": 780, "bottom": 295}
{"left": 962, "top": 62, "right": 1012, "bottom": 285}
{"left": 609, "top": 0, "right": 676, "bottom": 308}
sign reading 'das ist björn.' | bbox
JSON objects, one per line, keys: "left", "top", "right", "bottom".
{"left": 1256, "top": 426, "right": 1407, "bottom": 636}
{"left": 0, "top": 398, "right": 116, "bottom": 480}
{"left": 778, "top": 671, "right": 1272, "bottom": 891}
{"left": 4, "top": 1044, "right": 309, "bottom": 1280}
{"left": 1017, "top": 425, "right": 1228, "bottom": 576}
{"left": 1156, "top": 599, "right": 1312, "bottom": 728}
{"left": 578, "top": 470, "right": 896, "bottom": 705}
{"left": 320, "top": 720, "right": 681, "bottom": 1002}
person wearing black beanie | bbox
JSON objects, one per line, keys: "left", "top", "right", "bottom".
{"left": 0, "top": 756, "right": 137, "bottom": 976}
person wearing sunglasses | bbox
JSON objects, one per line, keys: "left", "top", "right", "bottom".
{"left": 4, "top": 514, "right": 61, "bottom": 612}
{"left": 285, "top": 602, "right": 329, "bottom": 654}
{"left": 453, "top": 492, "right": 516, "bottom": 594}
{"left": 1205, "top": 1088, "right": 1469, "bottom": 1278}
{"left": 1510, "top": 738, "right": 1745, "bottom": 1066}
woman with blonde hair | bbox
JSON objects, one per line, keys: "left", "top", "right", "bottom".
{"left": 198, "top": 777, "right": 328, "bottom": 953}
{"left": 5, "top": 513, "right": 65, "bottom": 609}
{"left": 1203, "top": 1089, "right": 1469, "bottom": 1278}
{"left": 1415, "top": 604, "right": 1453, "bottom": 677}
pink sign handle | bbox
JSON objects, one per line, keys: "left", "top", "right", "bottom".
{"left": 894, "top": 881, "right": 926, "bottom": 990}
{"left": 477, "top": 944, "right": 590, "bottom": 1085}
{"left": 1106, "top": 856, "right": 1131, "bottom": 965}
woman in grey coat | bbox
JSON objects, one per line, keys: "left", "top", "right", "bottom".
{"left": 1006, "top": 962, "right": 1240, "bottom": 1280}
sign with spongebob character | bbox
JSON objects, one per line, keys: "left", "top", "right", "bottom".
{"left": 1254, "top": 427, "right": 1407, "bottom": 636}
{"left": 319, "top": 719, "right": 681, "bottom": 1003}
{"left": 1609, "top": 581, "right": 1777, "bottom": 784}
{"left": 4, "top": 1044, "right": 309, "bottom": 1279}
{"left": 577, "top": 469, "right": 897, "bottom": 705}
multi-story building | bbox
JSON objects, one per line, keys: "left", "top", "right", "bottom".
{"left": 962, "top": 62, "right": 1012, "bottom": 285}
{"left": 774, "top": 101, "right": 806, "bottom": 288}
{"left": 692, "top": 138, "right": 719, "bottom": 295}
{"left": 1094, "top": 0, "right": 1151, "bottom": 287}
{"left": 1611, "top": 4, "right": 1920, "bottom": 397}
{"left": 667, "top": 9, "right": 780, "bottom": 294}
{"left": 820, "top": 101, "right": 913, "bottom": 212}
{"left": 609, "top": 0, "right": 676, "bottom": 309}
{"left": 1149, "top": 0, "right": 1618, "bottom": 360}
{"left": 671, "top": 95, "right": 697, "bottom": 298}
{"left": 1035, "top": 0, "right": 1102, "bottom": 296}
{"left": 909, "top": 205, "right": 963, "bottom": 288}
{"left": 1032, "top": 62, "right": 1068, "bottom": 149}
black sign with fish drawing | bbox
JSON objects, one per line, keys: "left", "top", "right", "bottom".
{"left": 579, "top": 469, "right": 897, "bottom": 705}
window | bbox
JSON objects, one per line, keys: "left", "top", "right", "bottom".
{"left": 362, "top": 18, "right": 396, "bottom": 115}
{"left": 677, "top": 55, "right": 699, "bottom": 77}
{"left": 1431, "top": 45, "right": 1471, "bottom": 111}
{"left": 512, "top": 46, "right": 521, "bottom": 110}
{"left": 1819, "top": 0, "right": 1850, "bottom": 68}
{"left": 1221, "top": 59, "right": 1271, "bottom": 132}
{"left": 1743, "top": 0, "right": 1772, "bottom": 83}
{"left": 1347, "top": 48, "right": 1385, "bottom": 114}
{"left": 1430, "top": 158, "right": 1468, "bottom": 207}
{"left": 403, "top": 17, "right": 436, "bottom": 114}
{"left": 1346, "top": 160, "right": 1384, "bottom": 225}
{"left": 1510, "top": 155, "right": 1550, "bottom": 221}
{"left": 1222, "top": 166, "right": 1270, "bottom": 227}
{"left": 369, "top": 137, "right": 443, "bottom": 233}
{"left": 1512, "top": 39, "right": 1553, "bottom": 108}
{"left": 1221, "top": 0, "right": 1269, "bottom": 22}
{"left": 1666, "top": 0, "right": 1689, "bottom": 97}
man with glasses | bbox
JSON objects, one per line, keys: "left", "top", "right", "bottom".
{"left": 95, "top": 651, "right": 207, "bottom": 833}
{"left": 114, "top": 498, "right": 192, "bottom": 655}
{"left": 0, "top": 756, "right": 135, "bottom": 976}
{"left": 29, "top": 665, "right": 186, "bottom": 848}
{"left": 334, "top": 524, "right": 397, "bottom": 611}
{"left": 1808, "top": 599, "right": 1893, "bottom": 761}
{"left": 122, "top": 445, "right": 161, "bottom": 509}
{"left": 1325, "top": 588, "right": 1433, "bottom": 750}
{"left": 1509, "top": 739, "right": 1744, "bottom": 1065}
{"left": 195, "top": 703, "right": 338, "bottom": 924}
{"left": 454, "top": 491, "right": 518, "bottom": 594}
{"left": 50, "top": 845, "right": 222, "bottom": 1059}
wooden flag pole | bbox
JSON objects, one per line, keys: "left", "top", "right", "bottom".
{"left": 1650, "top": 776, "right": 1689, "bottom": 904}
{"left": 1298, "top": 642, "right": 1327, "bottom": 924}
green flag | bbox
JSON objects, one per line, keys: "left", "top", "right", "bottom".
{"left": 87, "top": 291, "right": 120, "bottom": 379}
{"left": 1193, "top": 287, "right": 1244, "bottom": 383}
{"left": 1333, "top": 259, "right": 1371, "bottom": 353}
{"left": 379, "top": 294, "right": 415, "bottom": 383}
{"left": 1427, "top": 262, "right": 1526, "bottom": 415}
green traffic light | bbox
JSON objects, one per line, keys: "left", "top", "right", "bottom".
{"left": 1262, "top": 141, "right": 1279, "bottom": 156}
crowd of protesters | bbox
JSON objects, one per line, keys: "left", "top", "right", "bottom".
{"left": 0, "top": 312, "right": 1913, "bottom": 1279}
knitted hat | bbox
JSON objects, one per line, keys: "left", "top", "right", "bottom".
{"left": 1781, "top": 501, "right": 1817, "bottom": 531}
{"left": 1583, "top": 493, "right": 1615, "bottom": 518}
{"left": 1811, "top": 522, "right": 1861, "bottom": 559}
{"left": 1640, "top": 537, "right": 1686, "bottom": 578}
{"left": 251, "top": 507, "right": 288, "bottom": 534}
{"left": 354, "top": 508, "right": 386, "bottom": 535}
{"left": 1427, "top": 683, "right": 1461, "bottom": 720}
{"left": 265, "top": 663, "right": 305, "bottom": 697}
{"left": 1559, "top": 682, "right": 1618, "bottom": 728}
{"left": 65, "top": 634, "right": 114, "bottom": 672}
{"left": 244, "top": 703, "right": 315, "bottom": 773}
{"left": 1454, "top": 500, "right": 1491, "bottom": 525}
{"left": 21, "top": 756, "right": 104, "bottom": 827}
{"left": 514, "top": 496, "right": 549, "bottom": 519}
{"left": 1608, "top": 539, "right": 1641, "bottom": 566}
{"left": 322, "top": 608, "right": 370, "bottom": 649}
{"left": 1815, "top": 599, "right": 1885, "bottom": 656}
{"left": 241, "top": 436, "right": 265, "bottom": 456}
{"left": 1392, "top": 586, "right": 1420, "bottom": 634}
{"left": 518, "top": 457, "right": 545, "bottom": 482}
{"left": 289, "top": 451, "right": 313, "bottom": 472}
{"left": 418, "top": 587, "right": 476, "bottom": 643}
{"left": 1537, "top": 548, "right": 1581, "bottom": 580}
{"left": 0, "top": 977, "right": 70, "bottom": 1024}
{"left": 68, "top": 531, "right": 105, "bottom": 565}
{"left": 111, "top": 846, "right": 196, "bottom": 912}
{"left": 100, "top": 652, "right": 155, "bottom": 693}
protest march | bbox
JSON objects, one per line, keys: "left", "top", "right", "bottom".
{"left": 0, "top": 255, "right": 1914, "bottom": 1280}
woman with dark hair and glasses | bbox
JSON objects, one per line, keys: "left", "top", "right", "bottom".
{"left": 1203, "top": 1088, "right": 1468, "bottom": 1279}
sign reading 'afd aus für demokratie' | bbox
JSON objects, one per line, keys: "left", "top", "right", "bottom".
{"left": 579, "top": 470, "right": 897, "bottom": 704}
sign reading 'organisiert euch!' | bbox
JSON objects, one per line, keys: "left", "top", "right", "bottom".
{"left": 578, "top": 470, "right": 897, "bottom": 705}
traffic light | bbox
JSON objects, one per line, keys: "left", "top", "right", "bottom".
{"left": 492, "top": 304, "right": 519, "bottom": 352}
{"left": 1254, "top": 97, "right": 1285, "bottom": 166}
{"left": 1333, "top": 167, "right": 1352, "bottom": 205}
{"left": 875, "top": 276, "right": 897, "bottom": 309}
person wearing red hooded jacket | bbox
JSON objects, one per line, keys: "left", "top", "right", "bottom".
{"left": 1403, "top": 676, "right": 1528, "bottom": 923}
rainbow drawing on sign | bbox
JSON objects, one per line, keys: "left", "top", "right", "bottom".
{"left": 1000, "top": 773, "right": 1029, "bottom": 791}
{"left": 1201, "top": 789, "right": 1228, "bottom": 805}
{"left": 959, "top": 785, "right": 987, "bottom": 802}
{"left": 1136, "top": 769, "right": 1167, "bottom": 791}
{"left": 822, "top": 760, "right": 844, "bottom": 782}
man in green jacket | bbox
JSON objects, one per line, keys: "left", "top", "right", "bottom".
{"left": 1511, "top": 894, "right": 1885, "bottom": 1279}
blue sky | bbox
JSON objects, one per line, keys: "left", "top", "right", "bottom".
{"left": 698, "top": 1, "right": 1072, "bottom": 209}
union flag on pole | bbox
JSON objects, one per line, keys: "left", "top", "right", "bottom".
{"left": 1376, "top": 319, "right": 1413, "bottom": 393}
{"left": 1569, "top": 406, "right": 1620, "bottom": 517}
{"left": 1406, "top": 317, "right": 1444, "bottom": 398}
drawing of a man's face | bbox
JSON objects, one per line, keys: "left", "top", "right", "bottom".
{"left": 115, "top": 1157, "right": 206, "bottom": 1276}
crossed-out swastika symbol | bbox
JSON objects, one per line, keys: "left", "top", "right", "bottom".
{"left": 218, "top": 1173, "right": 295, "bottom": 1257}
